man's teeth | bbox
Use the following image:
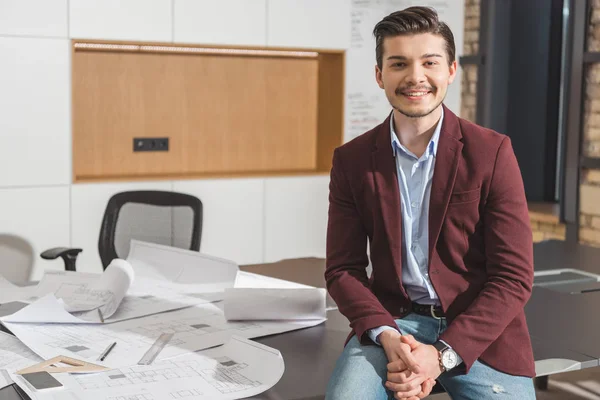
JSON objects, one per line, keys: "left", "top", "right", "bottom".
{"left": 405, "top": 92, "right": 428, "bottom": 96}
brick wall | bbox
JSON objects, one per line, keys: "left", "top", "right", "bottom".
{"left": 460, "top": 0, "right": 565, "bottom": 243}
{"left": 530, "top": 216, "right": 566, "bottom": 243}
{"left": 580, "top": 0, "right": 600, "bottom": 246}
{"left": 460, "top": 0, "right": 479, "bottom": 123}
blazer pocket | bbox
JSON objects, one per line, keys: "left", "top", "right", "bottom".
{"left": 449, "top": 188, "right": 481, "bottom": 204}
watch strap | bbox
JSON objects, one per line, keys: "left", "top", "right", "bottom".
{"left": 433, "top": 340, "right": 448, "bottom": 372}
{"left": 433, "top": 340, "right": 449, "bottom": 352}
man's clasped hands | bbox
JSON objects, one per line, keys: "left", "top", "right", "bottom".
{"left": 378, "top": 330, "right": 444, "bottom": 400}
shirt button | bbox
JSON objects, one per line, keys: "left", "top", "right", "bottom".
{"left": 411, "top": 202, "right": 417, "bottom": 208}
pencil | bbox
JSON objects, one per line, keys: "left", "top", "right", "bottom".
{"left": 99, "top": 342, "right": 117, "bottom": 361}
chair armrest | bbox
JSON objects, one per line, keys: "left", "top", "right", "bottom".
{"left": 40, "top": 247, "right": 82, "bottom": 272}
{"left": 41, "top": 247, "right": 82, "bottom": 260}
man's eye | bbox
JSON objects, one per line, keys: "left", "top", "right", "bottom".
{"left": 425, "top": 61, "right": 436, "bottom": 66}
{"left": 393, "top": 63, "right": 405, "bottom": 67}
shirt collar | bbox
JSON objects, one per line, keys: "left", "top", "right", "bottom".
{"left": 390, "top": 107, "right": 444, "bottom": 158}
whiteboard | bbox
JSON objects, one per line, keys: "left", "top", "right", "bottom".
{"left": 345, "top": 0, "right": 464, "bottom": 141}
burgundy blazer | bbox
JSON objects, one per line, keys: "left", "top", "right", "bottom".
{"left": 325, "top": 105, "right": 535, "bottom": 377}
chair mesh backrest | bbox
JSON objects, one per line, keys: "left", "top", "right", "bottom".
{"left": 113, "top": 203, "right": 195, "bottom": 259}
{"left": 99, "top": 191, "right": 202, "bottom": 269}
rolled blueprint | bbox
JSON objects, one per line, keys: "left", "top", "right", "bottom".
{"left": 223, "top": 288, "right": 326, "bottom": 321}
{"left": 61, "top": 259, "right": 135, "bottom": 319}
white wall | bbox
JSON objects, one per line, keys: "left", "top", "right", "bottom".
{"left": 0, "top": 0, "right": 463, "bottom": 279}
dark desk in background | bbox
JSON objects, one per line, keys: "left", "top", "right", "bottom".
{"left": 3, "top": 241, "right": 600, "bottom": 399}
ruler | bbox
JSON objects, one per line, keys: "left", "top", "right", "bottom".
{"left": 138, "top": 333, "right": 174, "bottom": 365}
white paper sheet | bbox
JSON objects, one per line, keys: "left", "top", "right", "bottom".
{"left": 0, "top": 331, "right": 42, "bottom": 373}
{"left": 127, "top": 240, "right": 239, "bottom": 285}
{"left": 3, "top": 302, "right": 325, "bottom": 369}
{"left": 1, "top": 295, "right": 86, "bottom": 324}
{"left": 12, "top": 336, "right": 284, "bottom": 400}
{"left": 234, "top": 271, "right": 315, "bottom": 289}
{"left": 1, "top": 286, "right": 224, "bottom": 325}
{"left": 0, "top": 370, "right": 12, "bottom": 390}
{"left": 224, "top": 288, "right": 327, "bottom": 320}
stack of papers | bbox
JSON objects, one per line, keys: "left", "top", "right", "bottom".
{"left": 0, "top": 240, "right": 328, "bottom": 399}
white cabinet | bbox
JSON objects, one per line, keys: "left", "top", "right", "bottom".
{"left": 0, "top": 0, "right": 68, "bottom": 37}
{"left": 69, "top": 0, "right": 172, "bottom": 41}
{"left": 267, "top": 0, "right": 350, "bottom": 49}
{"left": 174, "top": 0, "right": 267, "bottom": 46}
{"left": 173, "top": 178, "right": 264, "bottom": 265}
{"left": 0, "top": 186, "right": 70, "bottom": 281}
{"left": 0, "top": 37, "right": 70, "bottom": 187}
{"left": 70, "top": 181, "right": 173, "bottom": 273}
{"left": 264, "top": 175, "right": 329, "bottom": 262}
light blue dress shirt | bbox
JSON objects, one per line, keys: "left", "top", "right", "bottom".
{"left": 367, "top": 109, "right": 462, "bottom": 365}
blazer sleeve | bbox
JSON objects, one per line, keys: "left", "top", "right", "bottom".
{"left": 438, "top": 137, "right": 534, "bottom": 372}
{"left": 325, "top": 148, "right": 397, "bottom": 343}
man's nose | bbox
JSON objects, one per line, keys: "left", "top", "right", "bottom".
{"left": 405, "top": 65, "right": 426, "bottom": 85}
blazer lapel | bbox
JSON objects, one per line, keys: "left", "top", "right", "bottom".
{"left": 372, "top": 114, "right": 403, "bottom": 276}
{"left": 428, "top": 105, "right": 464, "bottom": 262}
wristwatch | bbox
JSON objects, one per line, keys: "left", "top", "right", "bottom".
{"left": 433, "top": 341, "right": 459, "bottom": 372}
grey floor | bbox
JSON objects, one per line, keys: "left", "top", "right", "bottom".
{"left": 430, "top": 369, "right": 600, "bottom": 399}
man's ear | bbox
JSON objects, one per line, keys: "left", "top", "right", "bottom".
{"left": 375, "top": 65, "right": 384, "bottom": 89}
{"left": 448, "top": 60, "right": 458, "bottom": 84}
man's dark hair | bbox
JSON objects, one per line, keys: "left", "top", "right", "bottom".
{"left": 373, "top": 6, "right": 456, "bottom": 69}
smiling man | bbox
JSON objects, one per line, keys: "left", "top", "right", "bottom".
{"left": 325, "top": 7, "right": 536, "bottom": 400}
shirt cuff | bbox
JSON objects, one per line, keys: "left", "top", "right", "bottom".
{"left": 367, "top": 326, "right": 398, "bottom": 345}
{"left": 439, "top": 339, "right": 464, "bottom": 365}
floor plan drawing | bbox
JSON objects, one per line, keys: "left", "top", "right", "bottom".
{"left": 74, "top": 357, "right": 261, "bottom": 394}
{"left": 21, "top": 337, "right": 286, "bottom": 400}
{"left": 0, "top": 331, "right": 42, "bottom": 372}
{"left": 3, "top": 302, "right": 323, "bottom": 369}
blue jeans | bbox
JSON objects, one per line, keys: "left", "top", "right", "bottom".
{"left": 326, "top": 313, "right": 535, "bottom": 399}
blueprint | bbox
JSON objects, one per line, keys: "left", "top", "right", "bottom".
{"left": 0, "top": 331, "right": 42, "bottom": 373}
{"left": 12, "top": 336, "right": 284, "bottom": 400}
{"left": 3, "top": 302, "right": 325, "bottom": 369}
{"left": 3, "top": 276, "right": 226, "bottom": 325}
{"left": 61, "top": 259, "right": 133, "bottom": 317}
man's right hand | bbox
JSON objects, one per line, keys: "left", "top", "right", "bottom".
{"left": 378, "top": 331, "right": 435, "bottom": 399}
{"left": 378, "top": 330, "right": 420, "bottom": 372}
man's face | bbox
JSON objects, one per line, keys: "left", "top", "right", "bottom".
{"left": 375, "top": 33, "right": 457, "bottom": 119}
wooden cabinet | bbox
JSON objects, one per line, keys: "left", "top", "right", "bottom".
{"left": 72, "top": 40, "right": 344, "bottom": 182}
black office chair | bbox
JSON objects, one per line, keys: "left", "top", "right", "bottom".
{"left": 41, "top": 190, "right": 203, "bottom": 271}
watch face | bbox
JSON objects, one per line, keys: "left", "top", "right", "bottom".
{"left": 442, "top": 349, "right": 458, "bottom": 369}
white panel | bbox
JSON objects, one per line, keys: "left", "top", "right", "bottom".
{"left": 267, "top": 0, "right": 350, "bottom": 49}
{"left": 69, "top": 0, "right": 172, "bottom": 41}
{"left": 264, "top": 176, "right": 329, "bottom": 262}
{"left": 174, "top": 0, "right": 266, "bottom": 46}
{"left": 0, "top": 0, "right": 68, "bottom": 37}
{"left": 0, "top": 37, "right": 70, "bottom": 187}
{"left": 0, "top": 186, "right": 70, "bottom": 282}
{"left": 438, "top": 0, "right": 464, "bottom": 117}
{"left": 173, "top": 178, "right": 264, "bottom": 265}
{"left": 71, "top": 181, "right": 173, "bottom": 274}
